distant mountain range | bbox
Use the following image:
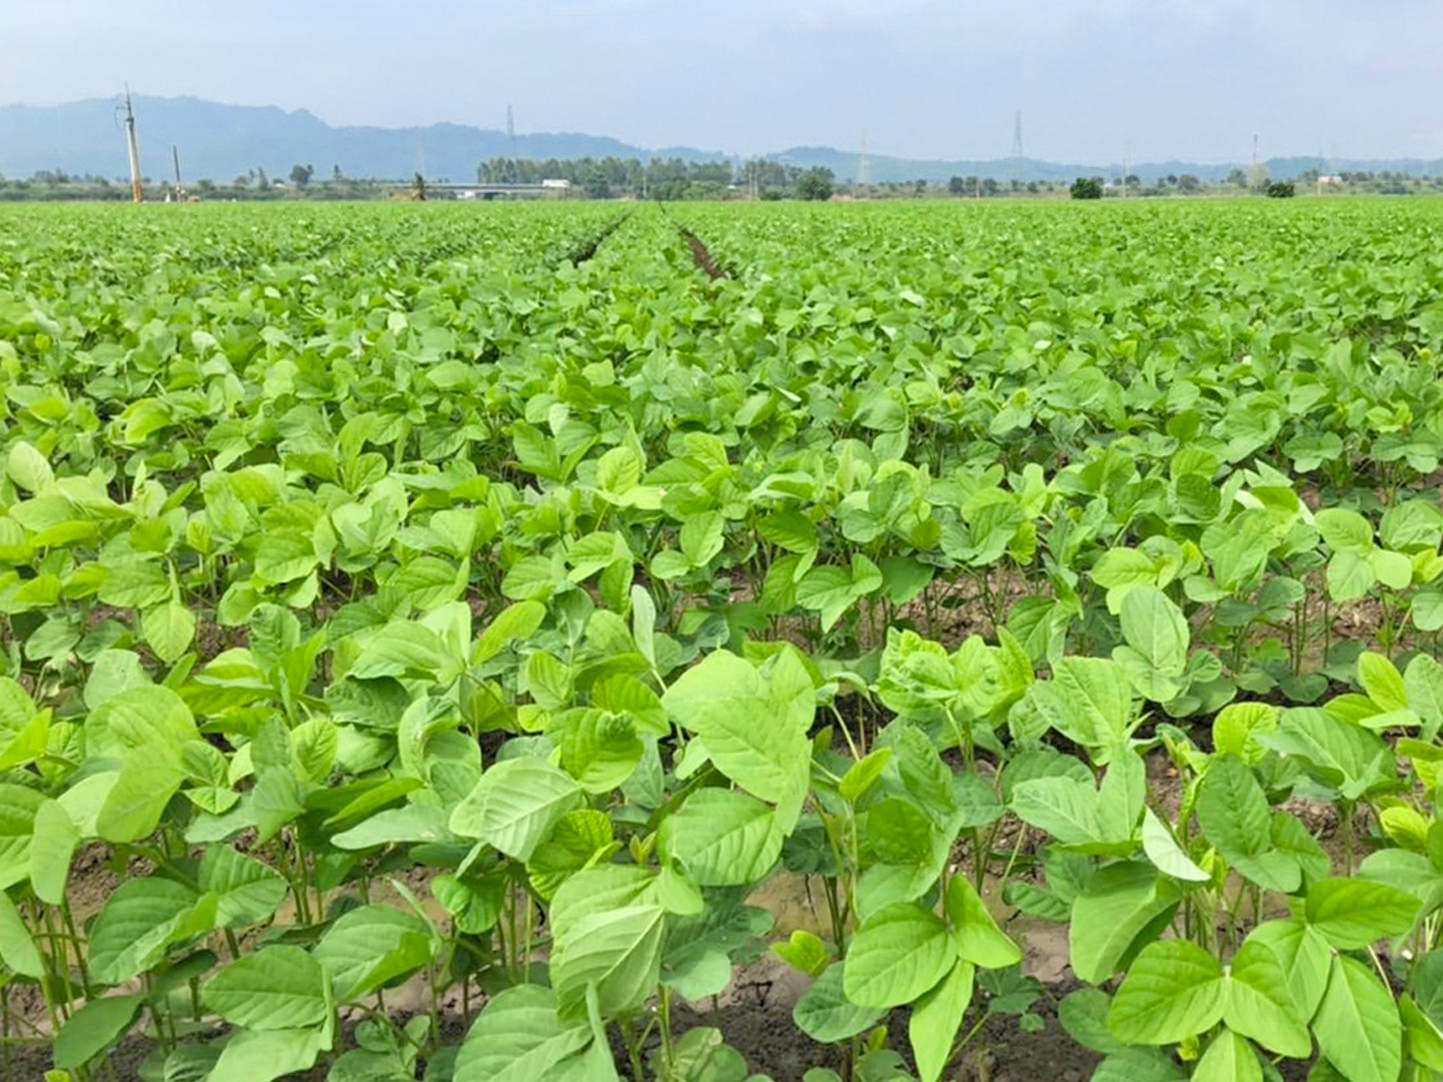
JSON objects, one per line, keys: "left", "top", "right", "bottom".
{"left": 4, "top": 95, "right": 1442, "bottom": 185}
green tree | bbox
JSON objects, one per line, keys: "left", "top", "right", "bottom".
{"left": 1070, "top": 176, "right": 1104, "bottom": 200}
{"left": 796, "top": 167, "right": 834, "bottom": 201}
{"left": 289, "top": 164, "right": 314, "bottom": 188}
{"left": 581, "top": 166, "right": 611, "bottom": 199}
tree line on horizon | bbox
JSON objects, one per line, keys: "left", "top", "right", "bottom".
{"left": 2, "top": 157, "right": 1440, "bottom": 201}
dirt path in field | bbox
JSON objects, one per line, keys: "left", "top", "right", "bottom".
{"left": 561, "top": 212, "right": 630, "bottom": 265}
{"left": 680, "top": 228, "right": 728, "bottom": 280}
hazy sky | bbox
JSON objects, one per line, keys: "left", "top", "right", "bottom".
{"left": 3, "top": 0, "right": 1440, "bottom": 163}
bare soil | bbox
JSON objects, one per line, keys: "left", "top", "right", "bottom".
{"left": 681, "top": 229, "right": 727, "bottom": 280}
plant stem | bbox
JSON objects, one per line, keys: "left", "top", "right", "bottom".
{"left": 1341, "top": 800, "right": 1356, "bottom": 876}
{"left": 658, "top": 985, "right": 675, "bottom": 1075}
{"left": 618, "top": 1017, "right": 646, "bottom": 1082}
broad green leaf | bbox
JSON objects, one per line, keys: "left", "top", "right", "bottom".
{"left": 1192, "top": 1030, "right": 1261, "bottom": 1082}
{"left": 331, "top": 804, "right": 454, "bottom": 850}
{"left": 1244, "top": 918, "right": 1332, "bottom": 1021}
{"left": 550, "top": 903, "right": 665, "bottom": 1021}
{"left": 86, "top": 683, "right": 196, "bottom": 761}
{"left": 1025, "top": 656, "right": 1137, "bottom": 758}
{"left": 208, "top": 1025, "right": 331, "bottom": 1082}
{"left": 1197, "top": 755, "right": 1297, "bottom": 892}
{"left": 475, "top": 601, "right": 547, "bottom": 664}
{"left": 83, "top": 649, "right": 150, "bottom": 710}
{"left": 96, "top": 757, "right": 185, "bottom": 843}
{"left": 0, "top": 678, "right": 45, "bottom": 771}
{"left": 448, "top": 757, "right": 583, "bottom": 861}
{"left": 771, "top": 929, "right": 829, "bottom": 977}
{"left": 909, "top": 960, "right": 974, "bottom": 1082}
{"left": 1312, "top": 955, "right": 1401, "bottom": 1082}
{"left": 29, "top": 798, "right": 78, "bottom": 905}
{"left": 1059, "top": 988, "right": 1129, "bottom": 1055}
{"left": 203, "top": 945, "right": 330, "bottom": 1030}
{"left": 0, "top": 890, "right": 43, "bottom": 977}
{"left": 1069, "top": 861, "right": 1180, "bottom": 983}
{"left": 87, "top": 877, "right": 216, "bottom": 985}
{"left": 143, "top": 602, "right": 196, "bottom": 665}
{"left": 314, "top": 905, "right": 435, "bottom": 1002}
{"left": 1404, "top": 653, "right": 1443, "bottom": 739}
{"left": 198, "top": 846, "right": 287, "bottom": 928}
{"left": 661, "top": 650, "right": 812, "bottom": 805}
{"left": 794, "top": 963, "right": 887, "bottom": 1042}
{"left": 1113, "top": 586, "right": 1189, "bottom": 700}
{"left": 1141, "top": 807, "right": 1209, "bottom": 882}
{"left": 6, "top": 441, "right": 53, "bottom": 493}
{"left": 944, "top": 875, "right": 1020, "bottom": 968}
{"left": 253, "top": 531, "right": 319, "bottom": 585}
{"left": 839, "top": 747, "right": 892, "bottom": 803}
{"left": 1400, "top": 993, "right": 1443, "bottom": 1072}
{"left": 453, "top": 984, "right": 590, "bottom": 1082}
{"left": 1091, "top": 1048, "right": 1188, "bottom": 1082}
{"left": 349, "top": 622, "right": 447, "bottom": 680}
{"left": 1010, "top": 776, "right": 1102, "bottom": 847}
{"left": 52, "top": 994, "right": 144, "bottom": 1070}
{"left": 556, "top": 708, "right": 642, "bottom": 793}
{"left": 1212, "top": 702, "right": 1278, "bottom": 764}
{"left": 1326, "top": 550, "right": 1375, "bottom": 602}
{"left": 527, "top": 810, "right": 617, "bottom": 901}
{"left": 1317, "top": 509, "right": 1374, "bottom": 557}
{"left": 1224, "top": 933, "right": 1312, "bottom": 1057}
{"left": 660, "top": 788, "right": 783, "bottom": 886}
{"left": 1411, "top": 949, "right": 1443, "bottom": 1031}
{"left": 1359, "top": 652, "right": 1407, "bottom": 713}
{"left": 1260, "top": 708, "right": 1393, "bottom": 801}
{"left": 1304, "top": 877, "right": 1420, "bottom": 949}
{"left": 843, "top": 902, "right": 956, "bottom": 1009}
{"left": 1107, "top": 939, "right": 1225, "bottom": 1045}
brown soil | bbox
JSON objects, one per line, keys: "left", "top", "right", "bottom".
{"left": 681, "top": 229, "right": 727, "bottom": 280}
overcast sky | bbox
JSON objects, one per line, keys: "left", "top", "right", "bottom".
{"left": 3, "top": 0, "right": 1439, "bottom": 163}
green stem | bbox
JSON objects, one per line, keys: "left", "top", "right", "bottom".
{"left": 1341, "top": 800, "right": 1356, "bottom": 877}
{"left": 658, "top": 985, "right": 675, "bottom": 1075}
{"left": 618, "top": 1018, "right": 646, "bottom": 1082}
{"left": 824, "top": 876, "right": 847, "bottom": 956}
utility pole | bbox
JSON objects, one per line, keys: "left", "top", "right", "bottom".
{"left": 171, "top": 144, "right": 183, "bottom": 199}
{"left": 122, "top": 85, "right": 143, "bottom": 203}
{"left": 506, "top": 104, "right": 517, "bottom": 182}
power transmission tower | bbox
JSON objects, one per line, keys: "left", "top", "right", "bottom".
{"left": 120, "top": 86, "right": 143, "bottom": 203}
{"left": 507, "top": 104, "right": 518, "bottom": 182}
{"left": 1010, "top": 110, "right": 1024, "bottom": 188}
{"left": 858, "top": 131, "right": 870, "bottom": 193}
{"left": 1249, "top": 132, "right": 1266, "bottom": 190}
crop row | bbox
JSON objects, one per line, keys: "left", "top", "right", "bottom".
{"left": 1, "top": 199, "right": 1442, "bottom": 1082}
